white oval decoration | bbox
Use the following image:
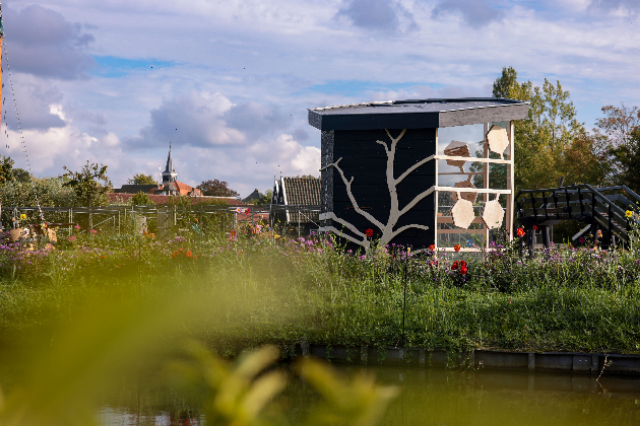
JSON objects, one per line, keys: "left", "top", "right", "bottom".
{"left": 482, "top": 195, "right": 505, "bottom": 229}
{"left": 451, "top": 195, "right": 475, "bottom": 229}
{"left": 487, "top": 125, "right": 509, "bottom": 159}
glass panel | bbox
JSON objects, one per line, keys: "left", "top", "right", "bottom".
{"left": 437, "top": 160, "right": 508, "bottom": 190}
{"left": 487, "top": 194, "right": 509, "bottom": 247}
{"left": 437, "top": 191, "right": 485, "bottom": 249}
{"left": 438, "top": 124, "right": 485, "bottom": 158}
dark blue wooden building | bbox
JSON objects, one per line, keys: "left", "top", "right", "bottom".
{"left": 309, "top": 98, "right": 529, "bottom": 252}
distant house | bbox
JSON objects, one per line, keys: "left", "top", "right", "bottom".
{"left": 271, "top": 177, "right": 320, "bottom": 235}
{"left": 242, "top": 189, "right": 264, "bottom": 204}
{"left": 113, "top": 146, "right": 202, "bottom": 197}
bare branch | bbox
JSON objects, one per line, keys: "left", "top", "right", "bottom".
{"left": 375, "top": 140, "right": 389, "bottom": 152}
{"left": 411, "top": 248, "right": 429, "bottom": 254}
{"left": 320, "top": 157, "right": 342, "bottom": 172}
{"left": 392, "top": 224, "right": 430, "bottom": 239}
{"left": 325, "top": 226, "right": 369, "bottom": 248}
{"left": 394, "top": 154, "right": 435, "bottom": 185}
{"left": 326, "top": 212, "right": 366, "bottom": 238}
{"left": 325, "top": 158, "right": 384, "bottom": 230}
{"left": 399, "top": 187, "right": 435, "bottom": 216}
{"left": 386, "top": 129, "right": 407, "bottom": 153}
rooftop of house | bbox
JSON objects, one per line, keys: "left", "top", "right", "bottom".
{"left": 281, "top": 177, "right": 321, "bottom": 206}
{"left": 242, "top": 189, "right": 264, "bottom": 204}
{"left": 150, "top": 181, "right": 202, "bottom": 196}
{"left": 308, "top": 97, "right": 529, "bottom": 131}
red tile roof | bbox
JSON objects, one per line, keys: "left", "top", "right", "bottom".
{"left": 175, "top": 181, "right": 202, "bottom": 196}
{"left": 149, "top": 180, "right": 203, "bottom": 196}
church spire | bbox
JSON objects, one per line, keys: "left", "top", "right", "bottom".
{"left": 162, "top": 142, "right": 177, "bottom": 184}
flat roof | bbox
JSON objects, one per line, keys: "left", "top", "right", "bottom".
{"left": 308, "top": 97, "right": 529, "bottom": 131}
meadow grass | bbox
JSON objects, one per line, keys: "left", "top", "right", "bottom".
{"left": 2, "top": 226, "right": 639, "bottom": 356}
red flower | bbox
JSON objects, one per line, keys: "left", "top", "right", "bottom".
{"left": 451, "top": 261, "right": 459, "bottom": 270}
{"left": 193, "top": 255, "right": 198, "bottom": 260}
{"left": 454, "top": 244, "right": 461, "bottom": 252}
{"left": 533, "top": 225, "right": 539, "bottom": 231}
{"left": 365, "top": 229, "right": 374, "bottom": 237}
{"left": 516, "top": 228, "right": 525, "bottom": 237}
{"left": 461, "top": 260, "right": 467, "bottom": 268}
{"left": 429, "top": 244, "right": 435, "bottom": 251}
{"left": 230, "top": 230, "right": 236, "bottom": 237}
{"left": 460, "top": 265, "right": 468, "bottom": 275}
{"left": 186, "top": 250, "right": 192, "bottom": 258}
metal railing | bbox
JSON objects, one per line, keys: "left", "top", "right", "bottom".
{"left": 515, "top": 184, "right": 640, "bottom": 245}
{"left": 0, "top": 204, "right": 323, "bottom": 237}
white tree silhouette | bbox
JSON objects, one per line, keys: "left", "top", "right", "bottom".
{"left": 320, "top": 129, "right": 434, "bottom": 250}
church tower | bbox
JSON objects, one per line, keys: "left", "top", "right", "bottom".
{"left": 162, "top": 144, "right": 178, "bottom": 184}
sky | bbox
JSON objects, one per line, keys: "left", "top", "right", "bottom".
{"left": 1, "top": 0, "right": 639, "bottom": 197}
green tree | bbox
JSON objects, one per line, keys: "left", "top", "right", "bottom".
{"left": 610, "top": 128, "right": 640, "bottom": 194}
{"left": 12, "top": 168, "right": 31, "bottom": 183}
{"left": 131, "top": 191, "right": 155, "bottom": 206}
{"left": 0, "top": 157, "right": 31, "bottom": 185}
{"left": 0, "top": 177, "right": 78, "bottom": 228}
{"left": 0, "top": 156, "right": 15, "bottom": 185}
{"left": 197, "top": 179, "right": 239, "bottom": 197}
{"left": 127, "top": 173, "right": 157, "bottom": 185}
{"left": 254, "top": 189, "right": 273, "bottom": 206}
{"left": 491, "top": 66, "right": 606, "bottom": 190}
{"left": 595, "top": 104, "right": 640, "bottom": 148}
{"left": 594, "top": 103, "right": 640, "bottom": 182}
{"left": 63, "top": 161, "right": 112, "bottom": 230}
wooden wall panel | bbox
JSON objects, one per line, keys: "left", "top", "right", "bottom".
{"left": 323, "top": 128, "right": 437, "bottom": 249}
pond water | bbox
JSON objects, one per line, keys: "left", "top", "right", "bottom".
{"left": 95, "top": 366, "right": 640, "bottom": 426}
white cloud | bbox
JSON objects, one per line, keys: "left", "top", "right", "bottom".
{"left": 124, "top": 91, "right": 247, "bottom": 149}
{"left": 161, "top": 133, "right": 320, "bottom": 197}
{"left": 3, "top": 0, "right": 640, "bottom": 197}
{"left": 250, "top": 134, "right": 321, "bottom": 176}
{"left": 4, "top": 4, "right": 95, "bottom": 80}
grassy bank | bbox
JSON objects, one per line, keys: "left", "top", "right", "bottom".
{"left": 1, "top": 227, "right": 640, "bottom": 356}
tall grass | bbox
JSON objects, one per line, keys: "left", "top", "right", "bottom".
{"left": 2, "top": 226, "right": 639, "bottom": 355}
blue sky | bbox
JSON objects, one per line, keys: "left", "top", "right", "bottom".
{"left": 91, "top": 56, "right": 177, "bottom": 78}
{"left": 1, "top": 0, "right": 639, "bottom": 196}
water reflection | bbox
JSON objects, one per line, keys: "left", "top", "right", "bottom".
{"left": 371, "top": 367, "right": 640, "bottom": 426}
{"left": 96, "top": 366, "right": 640, "bottom": 426}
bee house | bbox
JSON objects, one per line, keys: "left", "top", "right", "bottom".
{"left": 309, "top": 98, "right": 529, "bottom": 252}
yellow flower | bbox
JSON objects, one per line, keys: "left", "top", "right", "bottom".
{"left": 20, "top": 214, "right": 26, "bottom": 220}
{"left": 626, "top": 210, "right": 633, "bottom": 218}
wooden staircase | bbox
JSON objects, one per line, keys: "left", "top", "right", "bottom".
{"left": 515, "top": 184, "right": 640, "bottom": 248}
